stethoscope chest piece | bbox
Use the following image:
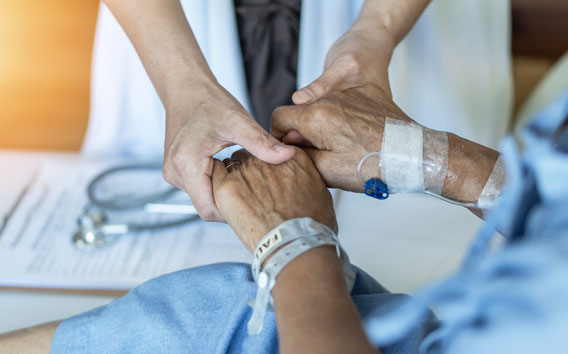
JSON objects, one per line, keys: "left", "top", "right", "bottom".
{"left": 73, "top": 210, "right": 116, "bottom": 250}
{"left": 72, "top": 164, "right": 199, "bottom": 250}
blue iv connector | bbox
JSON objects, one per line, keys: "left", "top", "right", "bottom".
{"left": 364, "top": 178, "right": 389, "bottom": 200}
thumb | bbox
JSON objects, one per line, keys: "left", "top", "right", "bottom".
{"left": 292, "top": 69, "right": 342, "bottom": 104}
{"left": 231, "top": 120, "right": 295, "bottom": 164}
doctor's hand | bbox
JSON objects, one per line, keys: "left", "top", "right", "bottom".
{"left": 162, "top": 83, "right": 295, "bottom": 222}
{"left": 292, "top": 22, "right": 394, "bottom": 105}
{"left": 291, "top": 0, "right": 432, "bottom": 105}
{"left": 211, "top": 148, "right": 337, "bottom": 253}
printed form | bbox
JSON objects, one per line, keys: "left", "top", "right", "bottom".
{"left": 0, "top": 159, "right": 250, "bottom": 290}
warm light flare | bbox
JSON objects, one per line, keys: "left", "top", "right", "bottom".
{"left": 0, "top": 0, "right": 99, "bottom": 151}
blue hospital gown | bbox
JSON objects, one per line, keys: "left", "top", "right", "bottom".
{"left": 51, "top": 91, "right": 568, "bottom": 353}
{"left": 366, "top": 91, "right": 568, "bottom": 353}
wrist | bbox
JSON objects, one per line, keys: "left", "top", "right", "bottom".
{"left": 247, "top": 218, "right": 356, "bottom": 335}
{"left": 162, "top": 72, "right": 219, "bottom": 113}
{"left": 351, "top": 0, "right": 401, "bottom": 51}
{"left": 272, "top": 246, "right": 348, "bottom": 305}
{"left": 444, "top": 133, "right": 501, "bottom": 203}
{"left": 351, "top": 18, "right": 396, "bottom": 55}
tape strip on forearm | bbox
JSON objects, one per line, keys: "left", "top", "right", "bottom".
{"left": 357, "top": 117, "right": 507, "bottom": 210}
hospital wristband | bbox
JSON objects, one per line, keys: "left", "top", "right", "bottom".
{"left": 251, "top": 217, "right": 339, "bottom": 282}
{"left": 248, "top": 233, "right": 343, "bottom": 335}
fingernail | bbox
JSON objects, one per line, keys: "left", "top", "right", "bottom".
{"left": 273, "top": 144, "right": 292, "bottom": 153}
{"left": 294, "top": 89, "right": 315, "bottom": 103}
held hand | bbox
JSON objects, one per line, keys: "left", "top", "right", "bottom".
{"left": 162, "top": 83, "right": 295, "bottom": 221}
{"left": 273, "top": 85, "right": 415, "bottom": 192}
{"left": 211, "top": 147, "right": 337, "bottom": 253}
{"left": 273, "top": 84, "right": 503, "bottom": 208}
{"left": 292, "top": 23, "right": 395, "bottom": 105}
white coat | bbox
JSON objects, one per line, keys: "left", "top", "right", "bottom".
{"left": 83, "top": 0, "right": 512, "bottom": 159}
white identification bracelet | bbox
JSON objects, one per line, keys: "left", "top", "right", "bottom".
{"left": 248, "top": 234, "right": 340, "bottom": 335}
{"left": 251, "top": 217, "right": 338, "bottom": 282}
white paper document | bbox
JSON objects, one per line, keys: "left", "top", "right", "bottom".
{"left": 0, "top": 159, "right": 250, "bottom": 290}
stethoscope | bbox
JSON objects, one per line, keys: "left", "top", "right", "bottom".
{"left": 72, "top": 165, "right": 200, "bottom": 250}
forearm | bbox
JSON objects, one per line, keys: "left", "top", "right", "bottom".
{"left": 272, "top": 246, "right": 379, "bottom": 354}
{"left": 362, "top": 121, "right": 505, "bottom": 213}
{"left": 355, "top": 0, "right": 431, "bottom": 48}
{"left": 101, "top": 0, "right": 217, "bottom": 110}
{"left": 0, "top": 321, "right": 59, "bottom": 354}
{"left": 444, "top": 133, "right": 501, "bottom": 204}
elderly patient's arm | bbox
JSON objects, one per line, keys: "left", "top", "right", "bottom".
{"left": 272, "top": 246, "right": 377, "bottom": 354}
{"left": 212, "top": 148, "right": 379, "bottom": 354}
{"left": 272, "top": 85, "right": 505, "bottom": 216}
{"left": 0, "top": 321, "right": 59, "bottom": 354}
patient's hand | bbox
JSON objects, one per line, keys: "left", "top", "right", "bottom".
{"left": 272, "top": 84, "right": 413, "bottom": 192}
{"left": 211, "top": 147, "right": 337, "bottom": 253}
{"left": 271, "top": 85, "right": 502, "bottom": 208}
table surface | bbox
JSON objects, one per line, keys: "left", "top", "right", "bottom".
{"left": 0, "top": 150, "right": 484, "bottom": 334}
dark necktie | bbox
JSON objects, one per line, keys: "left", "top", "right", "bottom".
{"left": 234, "top": 0, "right": 302, "bottom": 131}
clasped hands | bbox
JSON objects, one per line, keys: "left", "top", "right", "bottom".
{"left": 213, "top": 84, "right": 501, "bottom": 250}
{"left": 214, "top": 85, "right": 417, "bottom": 251}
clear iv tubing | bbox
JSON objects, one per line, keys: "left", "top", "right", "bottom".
{"left": 357, "top": 152, "right": 479, "bottom": 209}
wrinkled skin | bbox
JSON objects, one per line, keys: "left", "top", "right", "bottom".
{"left": 163, "top": 83, "right": 296, "bottom": 222}
{"left": 273, "top": 84, "right": 501, "bottom": 207}
{"left": 274, "top": 85, "right": 415, "bottom": 193}
{"left": 211, "top": 148, "right": 338, "bottom": 253}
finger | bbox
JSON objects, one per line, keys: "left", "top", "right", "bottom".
{"left": 230, "top": 120, "right": 295, "bottom": 164}
{"left": 182, "top": 158, "right": 224, "bottom": 222}
{"left": 270, "top": 105, "right": 304, "bottom": 140}
{"left": 292, "top": 69, "right": 341, "bottom": 104}
{"left": 282, "top": 130, "right": 314, "bottom": 147}
{"left": 223, "top": 158, "right": 243, "bottom": 173}
{"left": 231, "top": 149, "right": 253, "bottom": 163}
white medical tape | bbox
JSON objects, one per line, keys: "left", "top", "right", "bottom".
{"left": 381, "top": 118, "right": 425, "bottom": 193}
{"left": 477, "top": 156, "right": 507, "bottom": 209}
{"left": 247, "top": 234, "right": 338, "bottom": 335}
{"left": 422, "top": 129, "right": 449, "bottom": 196}
{"left": 251, "top": 217, "right": 338, "bottom": 282}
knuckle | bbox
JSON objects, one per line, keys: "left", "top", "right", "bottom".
{"left": 199, "top": 210, "right": 217, "bottom": 222}
{"left": 271, "top": 105, "right": 286, "bottom": 120}
{"left": 216, "top": 179, "right": 240, "bottom": 202}
{"left": 161, "top": 166, "right": 175, "bottom": 185}
{"left": 271, "top": 106, "right": 296, "bottom": 135}
{"left": 219, "top": 179, "right": 238, "bottom": 194}
{"left": 168, "top": 144, "right": 187, "bottom": 171}
{"left": 339, "top": 53, "right": 361, "bottom": 74}
{"left": 308, "top": 100, "right": 333, "bottom": 121}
